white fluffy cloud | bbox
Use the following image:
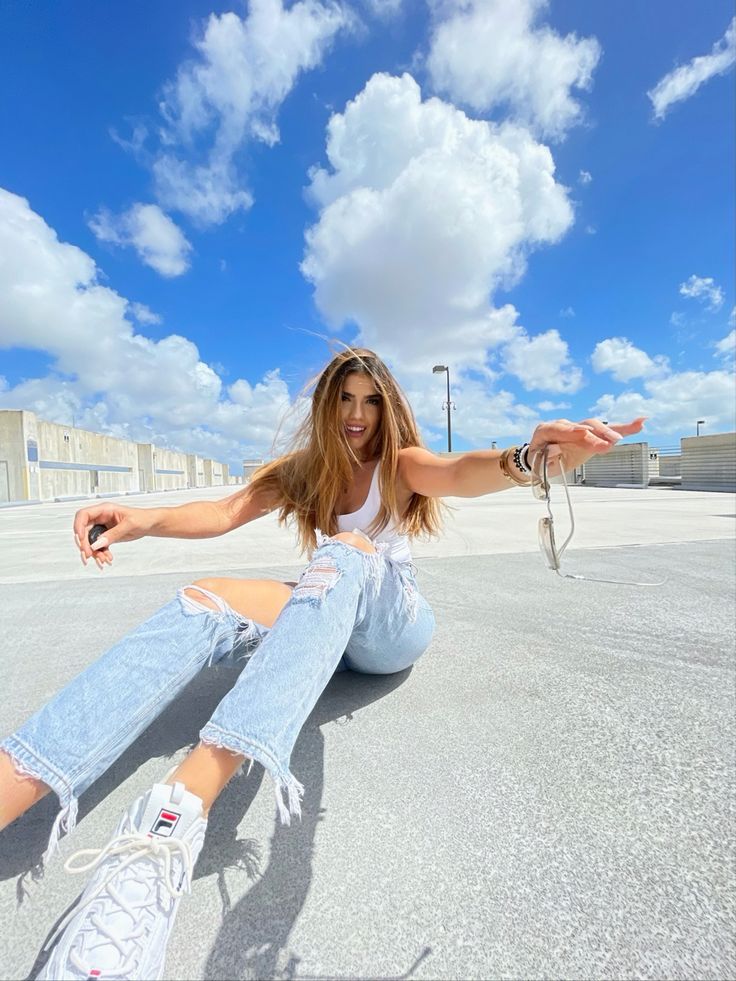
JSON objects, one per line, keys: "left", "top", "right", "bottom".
{"left": 679, "top": 274, "right": 724, "bottom": 311}
{"left": 591, "top": 337, "right": 670, "bottom": 382}
{"left": 364, "top": 0, "right": 402, "bottom": 18}
{"left": 128, "top": 301, "right": 162, "bottom": 325}
{"left": 590, "top": 331, "right": 735, "bottom": 435}
{"left": 0, "top": 188, "right": 292, "bottom": 464}
{"left": 501, "top": 328, "right": 582, "bottom": 392}
{"left": 151, "top": 0, "right": 349, "bottom": 226}
{"left": 591, "top": 369, "right": 736, "bottom": 436}
{"left": 648, "top": 17, "right": 735, "bottom": 120}
{"left": 537, "top": 399, "right": 570, "bottom": 412}
{"left": 426, "top": 0, "right": 601, "bottom": 140}
{"left": 406, "top": 374, "right": 541, "bottom": 447}
{"left": 89, "top": 204, "right": 192, "bottom": 277}
{"left": 714, "top": 329, "right": 736, "bottom": 361}
{"left": 302, "top": 72, "right": 575, "bottom": 378}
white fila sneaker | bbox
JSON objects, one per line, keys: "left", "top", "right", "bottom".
{"left": 38, "top": 781, "right": 207, "bottom": 980}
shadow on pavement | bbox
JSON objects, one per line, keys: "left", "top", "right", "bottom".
{"left": 203, "top": 669, "right": 414, "bottom": 981}
{"left": 10, "top": 665, "right": 413, "bottom": 979}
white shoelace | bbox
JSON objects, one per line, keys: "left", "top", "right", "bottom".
{"left": 50, "top": 832, "right": 194, "bottom": 978}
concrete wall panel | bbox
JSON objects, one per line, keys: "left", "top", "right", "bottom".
{"left": 187, "top": 454, "right": 206, "bottom": 488}
{"left": 0, "top": 411, "right": 28, "bottom": 503}
{"left": 153, "top": 447, "right": 188, "bottom": 491}
{"left": 681, "top": 433, "right": 736, "bottom": 491}
{"left": 137, "top": 445, "right": 155, "bottom": 493}
{"left": 581, "top": 442, "right": 649, "bottom": 487}
{"left": 1, "top": 411, "right": 233, "bottom": 503}
{"left": 36, "top": 418, "right": 138, "bottom": 499}
{"left": 658, "top": 455, "right": 681, "bottom": 477}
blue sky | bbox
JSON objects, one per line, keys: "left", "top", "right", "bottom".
{"left": 0, "top": 0, "right": 734, "bottom": 468}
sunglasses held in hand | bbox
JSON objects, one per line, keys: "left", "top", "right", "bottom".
{"left": 531, "top": 445, "right": 664, "bottom": 587}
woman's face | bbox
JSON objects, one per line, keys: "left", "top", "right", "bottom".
{"left": 339, "top": 371, "right": 382, "bottom": 458}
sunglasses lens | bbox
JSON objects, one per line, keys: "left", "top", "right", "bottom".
{"left": 537, "top": 516, "right": 558, "bottom": 570}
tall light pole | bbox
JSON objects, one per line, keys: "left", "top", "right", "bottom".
{"left": 696, "top": 419, "right": 705, "bottom": 436}
{"left": 432, "top": 364, "right": 453, "bottom": 452}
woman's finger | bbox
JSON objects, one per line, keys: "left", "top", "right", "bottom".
{"left": 584, "top": 422, "right": 623, "bottom": 443}
{"left": 551, "top": 424, "right": 611, "bottom": 446}
{"left": 95, "top": 546, "right": 111, "bottom": 565}
{"left": 609, "top": 418, "right": 647, "bottom": 436}
{"left": 73, "top": 512, "right": 97, "bottom": 546}
{"left": 532, "top": 422, "right": 591, "bottom": 444}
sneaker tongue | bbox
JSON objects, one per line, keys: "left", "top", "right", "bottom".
{"left": 136, "top": 781, "right": 204, "bottom": 840}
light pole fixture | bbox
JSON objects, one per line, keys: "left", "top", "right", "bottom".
{"left": 432, "top": 364, "right": 454, "bottom": 452}
{"left": 696, "top": 419, "right": 705, "bottom": 436}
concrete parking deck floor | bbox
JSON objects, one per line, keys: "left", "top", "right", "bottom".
{"left": 1, "top": 485, "right": 735, "bottom": 980}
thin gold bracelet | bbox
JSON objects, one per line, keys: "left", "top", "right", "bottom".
{"left": 498, "top": 450, "right": 514, "bottom": 484}
{"left": 499, "top": 447, "right": 532, "bottom": 486}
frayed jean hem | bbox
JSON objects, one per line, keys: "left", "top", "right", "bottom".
{"left": 1, "top": 735, "right": 79, "bottom": 867}
{"left": 199, "top": 724, "right": 304, "bottom": 826}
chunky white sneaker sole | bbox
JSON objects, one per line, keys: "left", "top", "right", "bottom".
{"left": 38, "top": 781, "right": 207, "bottom": 981}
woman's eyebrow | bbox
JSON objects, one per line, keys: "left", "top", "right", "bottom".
{"left": 341, "top": 391, "right": 381, "bottom": 399}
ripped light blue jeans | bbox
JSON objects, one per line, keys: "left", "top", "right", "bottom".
{"left": 2, "top": 533, "right": 435, "bottom": 862}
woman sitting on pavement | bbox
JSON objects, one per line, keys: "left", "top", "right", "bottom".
{"left": 0, "top": 347, "right": 644, "bottom": 980}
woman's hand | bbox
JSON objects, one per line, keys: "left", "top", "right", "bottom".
{"left": 73, "top": 503, "right": 154, "bottom": 570}
{"left": 527, "top": 416, "right": 647, "bottom": 475}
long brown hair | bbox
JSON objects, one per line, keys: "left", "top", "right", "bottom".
{"left": 250, "top": 347, "right": 445, "bottom": 554}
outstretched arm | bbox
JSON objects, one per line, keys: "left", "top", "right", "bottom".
{"left": 76, "top": 482, "right": 278, "bottom": 567}
{"left": 398, "top": 417, "right": 647, "bottom": 498}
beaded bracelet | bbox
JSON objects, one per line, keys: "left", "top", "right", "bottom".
{"left": 514, "top": 443, "right": 532, "bottom": 475}
{"left": 499, "top": 447, "right": 532, "bottom": 486}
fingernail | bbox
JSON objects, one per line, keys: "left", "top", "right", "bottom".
{"left": 91, "top": 538, "right": 108, "bottom": 551}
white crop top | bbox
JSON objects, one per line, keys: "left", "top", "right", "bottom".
{"left": 336, "top": 464, "right": 412, "bottom": 563}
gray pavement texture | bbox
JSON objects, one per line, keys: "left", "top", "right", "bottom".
{"left": 1, "top": 485, "right": 735, "bottom": 981}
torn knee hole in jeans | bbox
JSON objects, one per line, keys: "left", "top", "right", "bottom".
{"left": 178, "top": 585, "right": 260, "bottom": 665}
{"left": 292, "top": 558, "right": 341, "bottom": 605}
{"left": 180, "top": 584, "right": 230, "bottom": 615}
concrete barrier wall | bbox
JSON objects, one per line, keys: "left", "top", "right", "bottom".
{"left": 153, "top": 447, "right": 188, "bottom": 491}
{"left": 0, "top": 410, "right": 237, "bottom": 504}
{"left": 37, "top": 418, "right": 139, "bottom": 499}
{"left": 0, "top": 410, "right": 28, "bottom": 504}
{"left": 187, "top": 454, "right": 205, "bottom": 488}
{"left": 580, "top": 442, "right": 649, "bottom": 487}
{"left": 681, "top": 433, "right": 736, "bottom": 491}
{"left": 658, "top": 454, "right": 682, "bottom": 477}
